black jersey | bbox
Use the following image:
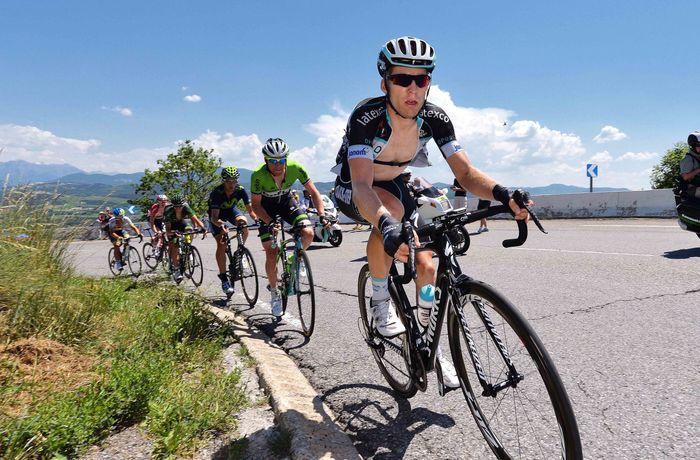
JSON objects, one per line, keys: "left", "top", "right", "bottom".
{"left": 208, "top": 184, "right": 250, "bottom": 215}
{"left": 331, "top": 96, "right": 464, "bottom": 182}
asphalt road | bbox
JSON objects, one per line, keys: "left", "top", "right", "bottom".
{"left": 69, "top": 219, "right": 700, "bottom": 459}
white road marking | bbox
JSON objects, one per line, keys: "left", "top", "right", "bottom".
{"left": 512, "top": 247, "right": 655, "bottom": 257}
{"left": 580, "top": 224, "right": 677, "bottom": 228}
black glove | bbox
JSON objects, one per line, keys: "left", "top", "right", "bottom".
{"left": 378, "top": 213, "right": 403, "bottom": 257}
{"left": 138, "top": 234, "right": 144, "bottom": 243}
{"left": 492, "top": 184, "right": 511, "bottom": 207}
{"left": 319, "top": 215, "right": 330, "bottom": 227}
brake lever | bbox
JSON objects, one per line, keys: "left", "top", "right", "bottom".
{"left": 402, "top": 221, "right": 417, "bottom": 281}
{"left": 511, "top": 189, "right": 547, "bottom": 234}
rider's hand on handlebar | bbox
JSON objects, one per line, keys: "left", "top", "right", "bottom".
{"left": 319, "top": 214, "right": 331, "bottom": 230}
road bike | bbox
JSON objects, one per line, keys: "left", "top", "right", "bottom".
{"left": 220, "top": 222, "right": 259, "bottom": 305}
{"left": 357, "top": 191, "right": 582, "bottom": 459}
{"left": 108, "top": 233, "right": 143, "bottom": 277}
{"left": 142, "top": 222, "right": 168, "bottom": 270}
{"left": 167, "top": 228, "right": 205, "bottom": 286}
{"left": 269, "top": 216, "right": 319, "bottom": 337}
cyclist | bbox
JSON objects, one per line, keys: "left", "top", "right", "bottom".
{"left": 208, "top": 166, "right": 258, "bottom": 295}
{"left": 332, "top": 36, "right": 529, "bottom": 388}
{"left": 163, "top": 193, "right": 207, "bottom": 283}
{"left": 680, "top": 132, "right": 700, "bottom": 199}
{"left": 251, "top": 137, "right": 330, "bottom": 317}
{"left": 108, "top": 207, "right": 143, "bottom": 271}
{"left": 147, "top": 194, "right": 169, "bottom": 257}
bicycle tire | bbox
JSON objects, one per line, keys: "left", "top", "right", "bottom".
{"left": 447, "top": 279, "right": 582, "bottom": 460}
{"left": 107, "top": 247, "right": 119, "bottom": 276}
{"left": 186, "top": 246, "right": 204, "bottom": 286}
{"left": 126, "top": 246, "right": 142, "bottom": 277}
{"left": 295, "top": 250, "right": 315, "bottom": 337}
{"left": 142, "top": 242, "right": 158, "bottom": 270}
{"left": 357, "top": 264, "right": 417, "bottom": 398}
{"left": 277, "top": 248, "right": 289, "bottom": 313}
{"left": 238, "top": 247, "right": 259, "bottom": 306}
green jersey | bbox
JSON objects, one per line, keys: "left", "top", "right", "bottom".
{"left": 163, "top": 204, "right": 197, "bottom": 223}
{"left": 251, "top": 160, "right": 310, "bottom": 202}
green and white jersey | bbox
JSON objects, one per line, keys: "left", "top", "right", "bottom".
{"left": 251, "top": 160, "right": 310, "bottom": 202}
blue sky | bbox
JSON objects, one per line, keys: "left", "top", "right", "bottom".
{"left": 0, "top": 1, "right": 696, "bottom": 190}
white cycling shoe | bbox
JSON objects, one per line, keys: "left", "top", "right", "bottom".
{"left": 271, "top": 290, "right": 283, "bottom": 318}
{"left": 370, "top": 298, "right": 406, "bottom": 337}
{"left": 436, "top": 348, "right": 460, "bottom": 388}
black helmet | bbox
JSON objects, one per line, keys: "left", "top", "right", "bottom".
{"left": 170, "top": 193, "right": 185, "bottom": 206}
{"left": 688, "top": 132, "right": 700, "bottom": 149}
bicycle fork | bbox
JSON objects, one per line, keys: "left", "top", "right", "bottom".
{"left": 452, "top": 282, "right": 524, "bottom": 398}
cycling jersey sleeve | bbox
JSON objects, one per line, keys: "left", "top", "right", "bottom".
{"left": 235, "top": 187, "right": 250, "bottom": 205}
{"left": 291, "top": 162, "right": 311, "bottom": 186}
{"left": 251, "top": 170, "right": 263, "bottom": 195}
{"left": 421, "top": 103, "right": 463, "bottom": 159}
{"left": 345, "top": 99, "right": 385, "bottom": 162}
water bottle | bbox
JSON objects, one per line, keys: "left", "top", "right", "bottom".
{"left": 417, "top": 284, "right": 435, "bottom": 328}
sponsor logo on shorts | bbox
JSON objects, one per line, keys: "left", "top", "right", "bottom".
{"left": 335, "top": 186, "right": 352, "bottom": 205}
{"left": 348, "top": 147, "right": 368, "bottom": 158}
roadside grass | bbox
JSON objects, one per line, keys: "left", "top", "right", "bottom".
{"left": 0, "top": 190, "right": 248, "bottom": 458}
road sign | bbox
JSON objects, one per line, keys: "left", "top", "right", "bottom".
{"left": 586, "top": 164, "right": 599, "bottom": 178}
{"left": 127, "top": 205, "right": 136, "bottom": 215}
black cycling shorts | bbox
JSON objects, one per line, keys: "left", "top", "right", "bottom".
{"left": 334, "top": 175, "right": 417, "bottom": 225}
{"left": 257, "top": 194, "right": 308, "bottom": 242}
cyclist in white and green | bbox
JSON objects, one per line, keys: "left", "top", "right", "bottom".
{"left": 251, "top": 137, "right": 330, "bottom": 317}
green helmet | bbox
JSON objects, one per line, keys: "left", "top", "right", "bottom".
{"left": 221, "top": 166, "right": 239, "bottom": 181}
{"left": 170, "top": 194, "right": 185, "bottom": 206}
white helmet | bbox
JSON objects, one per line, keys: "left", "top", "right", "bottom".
{"left": 262, "top": 138, "right": 289, "bottom": 159}
{"left": 377, "top": 36, "right": 436, "bottom": 77}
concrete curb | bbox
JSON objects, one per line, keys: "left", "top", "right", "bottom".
{"left": 209, "top": 305, "right": 362, "bottom": 460}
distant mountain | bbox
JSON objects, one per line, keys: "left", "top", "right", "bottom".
{"left": 433, "top": 182, "right": 628, "bottom": 198}
{"left": 56, "top": 172, "right": 144, "bottom": 185}
{"left": 0, "top": 160, "right": 83, "bottom": 186}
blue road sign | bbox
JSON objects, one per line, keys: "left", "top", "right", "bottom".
{"left": 586, "top": 164, "right": 599, "bottom": 178}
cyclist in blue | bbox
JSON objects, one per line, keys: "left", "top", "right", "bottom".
{"left": 332, "top": 36, "right": 530, "bottom": 388}
{"left": 108, "top": 207, "right": 143, "bottom": 271}
{"left": 208, "top": 166, "right": 258, "bottom": 296}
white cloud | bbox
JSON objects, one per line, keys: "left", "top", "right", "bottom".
{"left": 181, "top": 86, "right": 188, "bottom": 91}
{"left": 617, "top": 151, "right": 657, "bottom": 161}
{"left": 191, "top": 130, "right": 264, "bottom": 169}
{"left": 593, "top": 125, "right": 627, "bottom": 143}
{"left": 0, "top": 123, "right": 170, "bottom": 173}
{"left": 101, "top": 105, "right": 133, "bottom": 117}
{"left": 590, "top": 151, "right": 613, "bottom": 164}
{"left": 183, "top": 94, "right": 201, "bottom": 103}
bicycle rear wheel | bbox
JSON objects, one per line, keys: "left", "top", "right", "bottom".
{"left": 357, "top": 264, "right": 417, "bottom": 398}
{"left": 186, "top": 246, "right": 203, "bottom": 286}
{"left": 126, "top": 246, "right": 142, "bottom": 277}
{"left": 447, "top": 279, "right": 582, "bottom": 460}
{"left": 142, "top": 241, "right": 158, "bottom": 270}
{"left": 238, "top": 247, "right": 259, "bottom": 306}
{"left": 108, "top": 248, "right": 119, "bottom": 276}
{"left": 295, "top": 250, "right": 315, "bottom": 337}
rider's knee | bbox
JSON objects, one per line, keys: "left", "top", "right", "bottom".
{"left": 416, "top": 253, "right": 436, "bottom": 278}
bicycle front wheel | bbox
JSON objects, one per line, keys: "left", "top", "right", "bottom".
{"left": 142, "top": 241, "right": 158, "bottom": 270}
{"left": 357, "top": 264, "right": 417, "bottom": 398}
{"left": 276, "top": 248, "right": 289, "bottom": 313}
{"left": 295, "top": 251, "right": 315, "bottom": 337}
{"left": 186, "top": 246, "right": 203, "bottom": 286}
{"left": 447, "top": 280, "right": 582, "bottom": 460}
{"left": 126, "top": 246, "right": 142, "bottom": 277}
{"left": 238, "top": 247, "right": 259, "bottom": 306}
{"left": 108, "top": 248, "right": 119, "bottom": 276}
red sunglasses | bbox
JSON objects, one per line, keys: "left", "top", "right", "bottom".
{"left": 387, "top": 74, "right": 431, "bottom": 88}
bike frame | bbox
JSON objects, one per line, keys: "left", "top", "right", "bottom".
{"left": 391, "top": 201, "right": 537, "bottom": 395}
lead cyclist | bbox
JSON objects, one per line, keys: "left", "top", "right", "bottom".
{"left": 331, "top": 36, "right": 530, "bottom": 389}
